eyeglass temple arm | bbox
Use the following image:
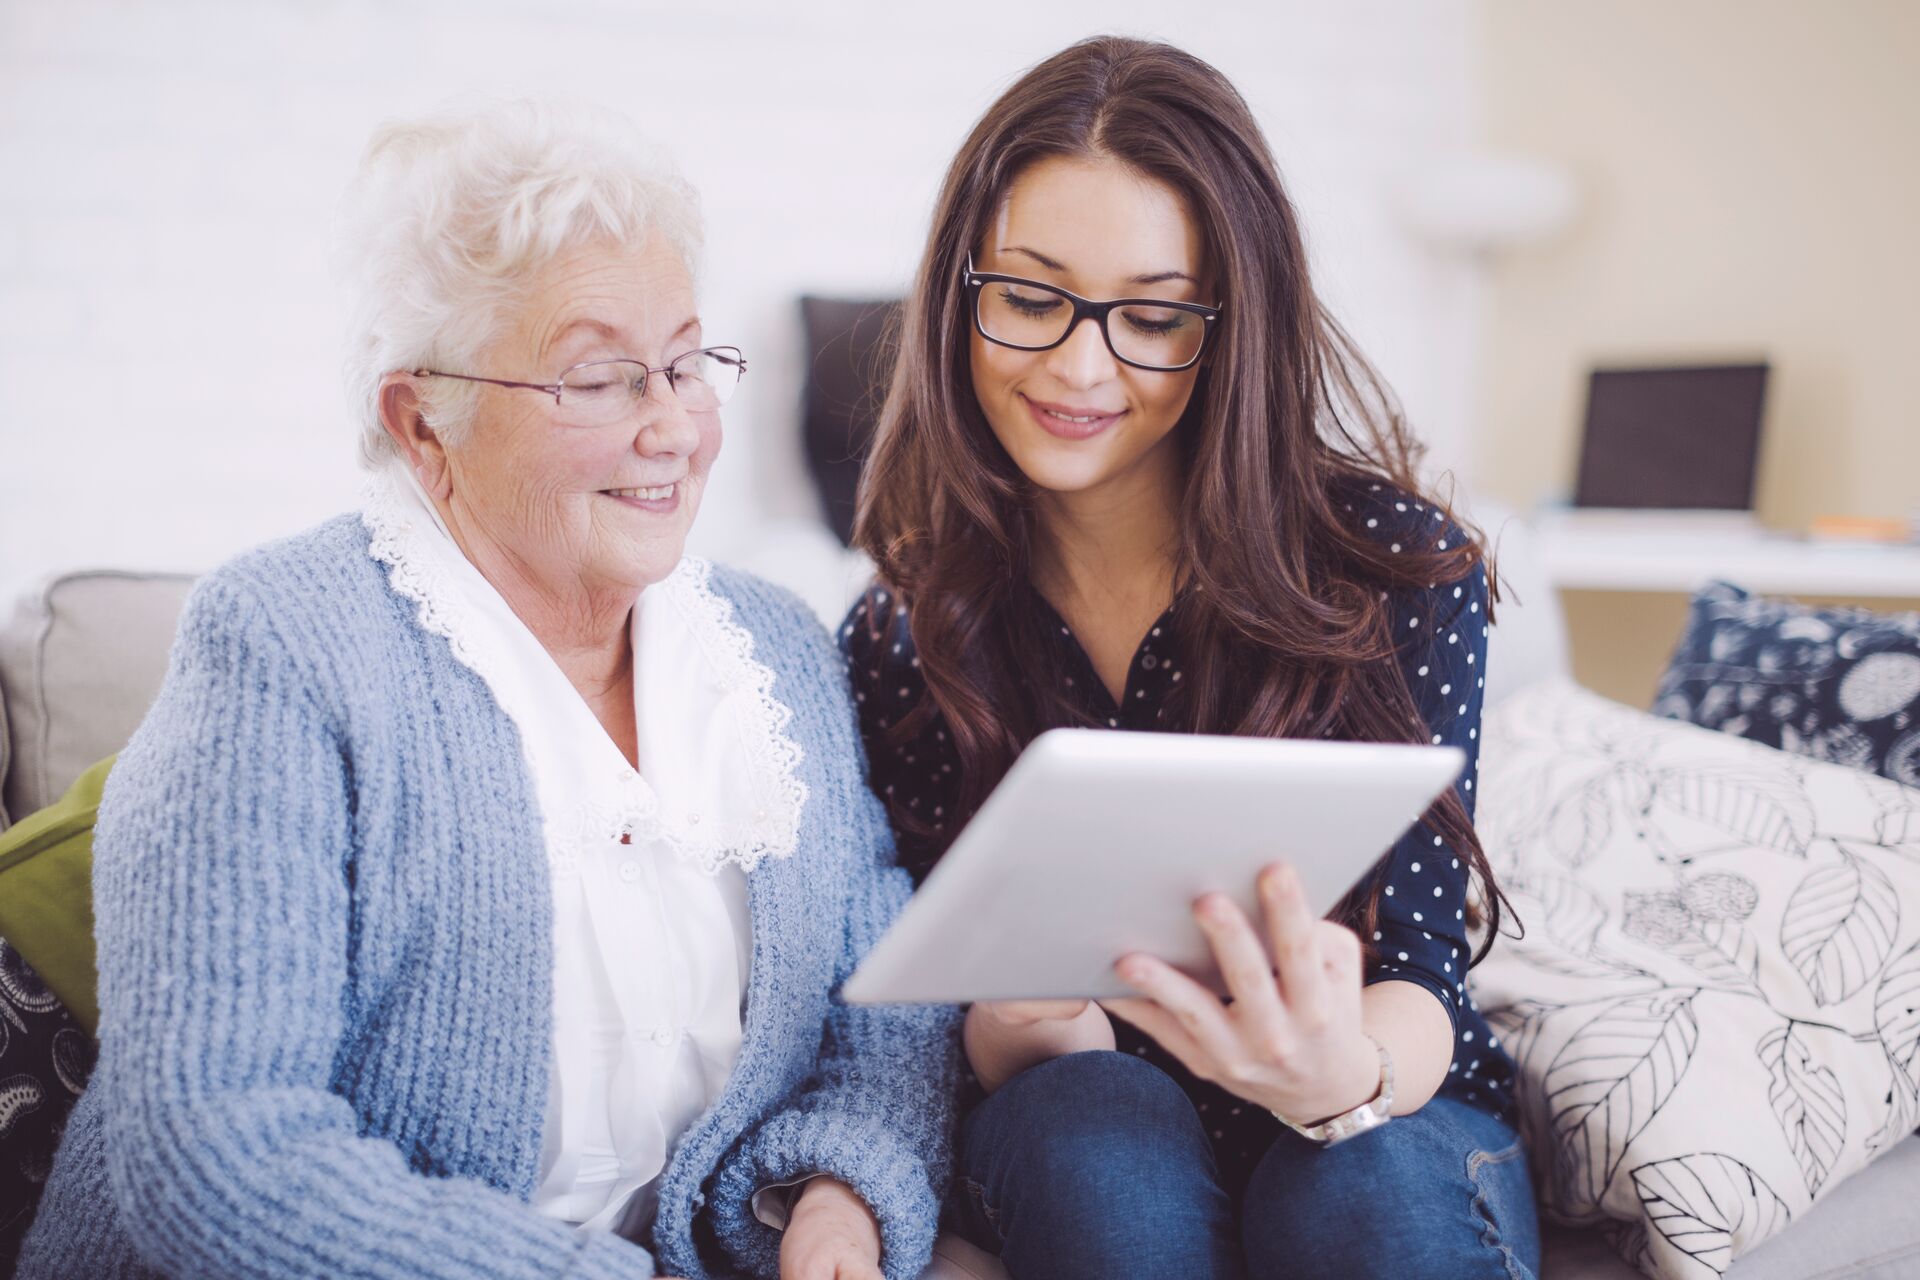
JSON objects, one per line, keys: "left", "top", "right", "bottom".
{"left": 413, "top": 369, "right": 564, "bottom": 401}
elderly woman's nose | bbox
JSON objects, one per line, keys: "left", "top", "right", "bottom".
{"left": 636, "top": 381, "right": 703, "bottom": 455}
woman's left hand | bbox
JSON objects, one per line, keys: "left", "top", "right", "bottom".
{"left": 779, "top": 1177, "right": 884, "bottom": 1280}
{"left": 1104, "top": 861, "right": 1381, "bottom": 1126}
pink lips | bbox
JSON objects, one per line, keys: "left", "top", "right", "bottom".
{"left": 1022, "top": 395, "right": 1126, "bottom": 441}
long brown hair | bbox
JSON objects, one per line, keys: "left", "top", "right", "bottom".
{"left": 853, "top": 36, "right": 1509, "bottom": 961}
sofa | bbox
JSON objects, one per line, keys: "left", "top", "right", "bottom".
{"left": 4, "top": 517, "right": 1919, "bottom": 1279}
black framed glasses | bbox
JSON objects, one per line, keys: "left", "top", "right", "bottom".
{"left": 412, "top": 346, "right": 747, "bottom": 426}
{"left": 962, "top": 253, "right": 1221, "bottom": 371}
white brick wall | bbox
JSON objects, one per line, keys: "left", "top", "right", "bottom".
{"left": 0, "top": 0, "right": 1481, "bottom": 608}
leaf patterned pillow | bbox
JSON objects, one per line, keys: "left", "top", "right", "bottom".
{"left": 1468, "top": 682, "right": 1920, "bottom": 1280}
{"left": 1654, "top": 581, "right": 1920, "bottom": 786}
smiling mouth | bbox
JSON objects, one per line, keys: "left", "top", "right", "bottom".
{"left": 1032, "top": 401, "right": 1123, "bottom": 423}
{"left": 602, "top": 483, "right": 679, "bottom": 501}
{"left": 1023, "top": 395, "right": 1126, "bottom": 439}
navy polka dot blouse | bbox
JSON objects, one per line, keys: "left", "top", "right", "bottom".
{"left": 839, "top": 484, "right": 1515, "bottom": 1194}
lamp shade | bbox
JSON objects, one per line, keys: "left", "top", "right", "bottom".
{"left": 1395, "top": 152, "right": 1579, "bottom": 253}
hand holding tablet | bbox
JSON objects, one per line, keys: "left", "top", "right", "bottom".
{"left": 1103, "top": 859, "right": 1387, "bottom": 1129}
{"left": 843, "top": 728, "right": 1464, "bottom": 1005}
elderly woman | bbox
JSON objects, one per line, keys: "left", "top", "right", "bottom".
{"left": 17, "top": 102, "right": 959, "bottom": 1280}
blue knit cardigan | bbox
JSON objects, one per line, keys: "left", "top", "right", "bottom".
{"left": 16, "top": 515, "right": 962, "bottom": 1280}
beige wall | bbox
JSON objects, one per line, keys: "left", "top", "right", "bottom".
{"left": 1478, "top": 1, "right": 1920, "bottom": 703}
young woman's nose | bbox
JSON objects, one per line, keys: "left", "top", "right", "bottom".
{"left": 1045, "top": 315, "right": 1120, "bottom": 391}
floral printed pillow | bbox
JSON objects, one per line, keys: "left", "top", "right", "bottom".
{"left": 0, "top": 940, "right": 95, "bottom": 1272}
{"left": 1468, "top": 682, "right": 1920, "bottom": 1280}
{"left": 1654, "top": 581, "right": 1920, "bottom": 786}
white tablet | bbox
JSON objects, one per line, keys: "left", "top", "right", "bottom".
{"left": 843, "top": 728, "right": 1464, "bottom": 1004}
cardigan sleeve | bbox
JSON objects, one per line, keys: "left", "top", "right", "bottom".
{"left": 707, "top": 601, "right": 965, "bottom": 1280}
{"left": 76, "top": 572, "right": 651, "bottom": 1280}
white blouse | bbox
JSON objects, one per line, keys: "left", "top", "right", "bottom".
{"left": 362, "top": 471, "right": 808, "bottom": 1245}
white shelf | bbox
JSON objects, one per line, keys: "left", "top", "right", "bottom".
{"left": 1532, "top": 513, "right": 1920, "bottom": 598}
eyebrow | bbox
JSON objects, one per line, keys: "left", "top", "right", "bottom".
{"left": 1002, "top": 244, "right": 1198, "bottom": 287}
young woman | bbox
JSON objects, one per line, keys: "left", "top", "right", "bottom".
{"left": 840, "top": 36, "right": 1538, "bottom": 1280}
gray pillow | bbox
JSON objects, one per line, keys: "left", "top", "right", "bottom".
{"left": 0, "top": 571, "right": 194, "bottom": 821}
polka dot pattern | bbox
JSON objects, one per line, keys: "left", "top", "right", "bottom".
{"left": 837, "top": 486, "right": 1515, "bottom": 1188}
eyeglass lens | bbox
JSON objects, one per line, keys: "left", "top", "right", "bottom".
{"left": 555, "top": 350, "right": 743, "bottom": 425}
{"left": 977, "top": 282, "right": 1205, "bottom": 368}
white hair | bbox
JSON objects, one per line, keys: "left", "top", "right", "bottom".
{"left": 337, "top": 98, "right": 704, "bottom": 469}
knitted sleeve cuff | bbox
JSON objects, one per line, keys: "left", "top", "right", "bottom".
{"left": 708, "top": 1108, "right": 940, "bottom": 1280}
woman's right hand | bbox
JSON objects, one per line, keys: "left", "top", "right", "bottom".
{"left": 964, "top": 999, "right": 1115, "bottom": 1093}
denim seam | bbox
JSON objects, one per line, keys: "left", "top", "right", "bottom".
{"left": 958, "top": 1176, "right": 1006, "bottom": 1245}
{"left": 1466, "top": 1141, "right": 1531, "bottom": 1280}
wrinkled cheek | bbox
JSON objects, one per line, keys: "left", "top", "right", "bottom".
{"left": 677, "top": 417, "right": 723, "bottom": 523}
{"left": 695, "top": 414, "right": 724, "bottom": 472}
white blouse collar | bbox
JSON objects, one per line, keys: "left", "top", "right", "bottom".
{"left": 360, "top": 467, "right": 807, "bottom": 876}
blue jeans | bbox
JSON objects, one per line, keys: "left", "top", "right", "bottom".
{"left": 951, "top": 1050, "right": 1540, "bottom": 1280}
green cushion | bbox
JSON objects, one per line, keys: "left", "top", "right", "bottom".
{"left": 0, "top": 755, "right": 110, "bottom": 1035}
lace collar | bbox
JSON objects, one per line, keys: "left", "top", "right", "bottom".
{"left": 360, "top": 469, "right": 807, "bottom": 876}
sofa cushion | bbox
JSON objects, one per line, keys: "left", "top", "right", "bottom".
{"left": 1470, "top": 681, "right": 1920, "bottom": 1279}
{"left": 0, "top": 571, "right": 193, "bottom": 821}
{"left": 1719, "top": 1130, "right": 1920, "bottom": 1278}
{"left": 1543, "top": 1129, "right": 1920, "bottom": 1280}
{"left": 1653, "top": 581, "right": 1920, "bottom": 786}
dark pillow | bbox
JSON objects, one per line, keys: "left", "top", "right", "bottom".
{"left": 0, "top": 940, "right": 96, "bottom": 1272}
{"left": 1653, "top": 580, "right": 1920, "bottom": 785}
{"left": 799, "top": 296, "right": 900, "bottom": 546}
{"left": 0, "top": 757, "right": 109, "bottom": 1266}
